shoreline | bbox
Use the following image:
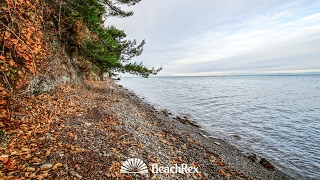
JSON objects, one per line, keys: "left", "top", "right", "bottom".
{"left": 113, "top": 80, "right": 292, "bottom": 179}
{"left": 1, "top": 80, "right": 292, "bottom": 179}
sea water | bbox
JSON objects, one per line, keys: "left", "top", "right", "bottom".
{"left": 117, "top": 75, "right": 320, "bottom": 179}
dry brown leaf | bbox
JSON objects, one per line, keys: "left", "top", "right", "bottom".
{"left": 52, "top": 162, "right": 63, "bottom": 170}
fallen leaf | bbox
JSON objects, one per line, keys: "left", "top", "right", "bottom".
{"left": 5, "top": 158, "right": 12, "bottom": 168}
{"left": 0, "top": 157, "right": 9, "bottom": 163}
{"left": 4, "top": 31, "right": 11, "bottom": 39}
{"left": 69, "top": 133, "right": 74, "bottom": 137}
{"left": 18, "top": 70, "right": 23, "bottom": 75}
{"left": 52, "top": 162, "right": 63, "bottom": 170}
{"left": 219, "top": 169, "right": 226, "bottom": 176}
{"left": 22, "top": 148, "right": 30, "bottom": 152}
{"left": 0, "top": 100, "right": 6, "bottom": 104}
{"left": 8, "top": 59, "right": 16, "bottom": 66}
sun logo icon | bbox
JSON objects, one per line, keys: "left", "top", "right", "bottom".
{"left": 120, "top": 158, "right": 148, "bottom": 174}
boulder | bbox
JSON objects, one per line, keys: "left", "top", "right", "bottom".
{"left": 259, "top": 158, "right": 274, "bottom": 169}
{"left": 189, "top": 121, "right": 202, "bottom": 128}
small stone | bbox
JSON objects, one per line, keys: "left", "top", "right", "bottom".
{"left": 102, "top": 151, "right": 107, "bottom": 157}
{"left": 198, "top": 132, "right": 208, "bottom": 138}
{"left": 70, "top": 170, "right": 82, "bottom": 179}
{"left": 214, "top": 142, "right": 221, "bottom": 145}
{"left": 163, "top": 109, "right": 169, "bottom": 116}
{"left": 25, "top": 167, "right": 36, "bottom": 172}
{"left": 189, "top": 121, "right": 202, "bottom": 127}
{"left": 203, "top": 172, "right": 209, "bottom": 177}
{"left": 248, "top": 154, "right": 258, "bottom": 162}
{"left": 40, "top": 163, "right": 53, "bottom": 170}
{"left": 232, "top": 134, "right": 241, "bottom": 140}
{"left": 259, "top": 158, "right": 274, "bottom": 169}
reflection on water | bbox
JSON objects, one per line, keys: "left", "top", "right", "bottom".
{"left": 117, "top": 76, "right": 320, "bottom": 179}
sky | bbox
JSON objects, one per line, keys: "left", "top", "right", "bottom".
{"left": 105, "top": 0, "right": 320, "bottom": 76}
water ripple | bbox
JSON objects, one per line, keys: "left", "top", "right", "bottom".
{"left": 118, "top": 76, "right": 320, "bottom": 179}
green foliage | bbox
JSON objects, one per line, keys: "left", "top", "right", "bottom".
{"left": 32, "top": 80, "right": 44, "bottom": 96}
{"left": 0, "top": 129, "right": 9, "bottom": 143}
{"left": 122, "top": 62, "right": 163, "bottom": 78}
{"left": 100, "top": 0, "right": 142, "bottom": 18}
{"left": 65, "top": 0, "right": 104, "bottom": 31}
{"left": 63, "top": 0, "right": 162, "bottom": 77}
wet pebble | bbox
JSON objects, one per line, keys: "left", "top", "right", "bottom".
{"left": 259, "top": 158, "right": 274, "bottom": 169}
{"left": 248, "top": 154, "right": 258, "bottom": 163}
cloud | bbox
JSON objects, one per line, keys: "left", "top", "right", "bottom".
{"left": 105, "top": 0, "right": 320, "bottom": 76}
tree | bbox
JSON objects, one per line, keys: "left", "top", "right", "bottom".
{"left": 101, "top": 0, "right": 142, "bottom": 18}
{"left": 63, "top": 0, "right": 161, "bottom": 77}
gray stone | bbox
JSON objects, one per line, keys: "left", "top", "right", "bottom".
{"left": 40, "top": 163, "right": 53, "bottom": 170}
{"left": 248, "top": 154, "right": 258, "bottom": 162}
{"left": 70, "top": 170, "right": 83, "bottom": 179}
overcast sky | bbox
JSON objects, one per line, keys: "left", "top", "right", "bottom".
{"left": 105, "top": 0, "right": 320, "bottom": 76}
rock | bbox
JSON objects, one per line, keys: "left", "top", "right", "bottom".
{"left": 70, "top": 170, "right": 83, "bottom": 179}
{"left": 198, "top": 132, "right": 208, "bottom": 138}
{"left": 259, "top": 158, "right": 274, "bottom": 169}
{"left": 175, "top": 116, "right": 191, "bottom": 124}
{"left": 45, "top": 133, "right": 51, "bottom": 139}
{"left": 25, "top": 167, "right": 36, "bottom": 172}
{"left": 162, "top": 109, "right": 169, "bottom": 116}
{"left": 214, "top": 142, "right": 221, "bottom": 145}
{"left": 189, "top": 121, "right": 202, "bottom": 128}
{"left": 203, "top": 172, "right": 209, "bottom": 178}
{"left": 248, "top": 154, "right": 258, "bottom": 162}
{"left": 102, "top": 151, "right": 107, "bottom": 157}
{"left": 232, "top": 134, "right": 241, "bottom": 140}
{"left": 40, "top": 164, "right": 53, "bottom": 170}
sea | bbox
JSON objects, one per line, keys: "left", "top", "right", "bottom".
{"left": 117, "top": 75, "right": 320, "bottom": 179}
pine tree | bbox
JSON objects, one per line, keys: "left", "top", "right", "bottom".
{"left": 64, "top": 0, "right": 162, "bottom": 77}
